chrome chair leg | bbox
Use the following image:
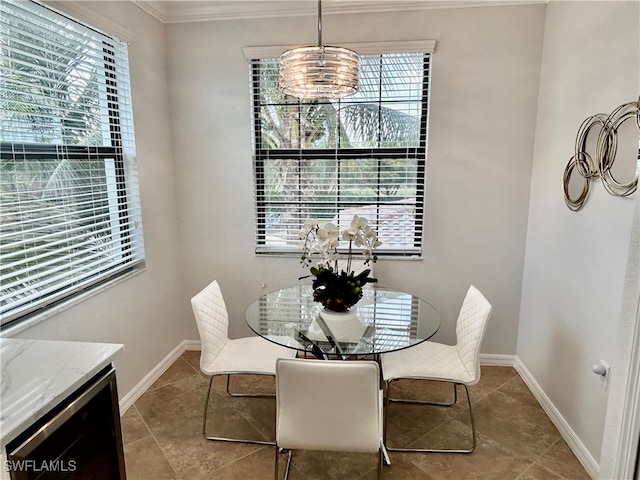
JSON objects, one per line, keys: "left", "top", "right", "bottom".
{"left": 225, "top": 373, "right": 276, "bottom": 398}
{"left": 282, "top": 449, "right": 292, "bottom": 480}
{"left": 203, "top": 374, "right": 275, "bottom": 446}
{"left": 381, "top": 442, "right": 391, "bottom": 465}
{"left": 386, "top": 381, "right": 457, "bottom": 406}
{"left": 384, "top": 381, "right": 476, "bottom": 454}
{"left": 274, "top": 448, "right": 292, "bottom": 480}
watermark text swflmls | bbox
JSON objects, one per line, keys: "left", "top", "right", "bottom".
{"left": 5, "top": 459, "right": 77, "bottom": 472}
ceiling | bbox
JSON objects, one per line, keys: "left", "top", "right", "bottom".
{"left": 132, "top": 0, "right": 543, "bottom": 24}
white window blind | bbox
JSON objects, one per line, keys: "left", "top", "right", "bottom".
{"left": 0, "top": 0, "right": 144, "bottom": 327}
{"left": 249, "top": 48, "right": 431, "bottom": 256}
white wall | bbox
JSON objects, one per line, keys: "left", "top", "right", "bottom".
{"left": 518, "top": 0, "right": 640, "bottom": 466}
{"left": 8, "top": 1, "right": 197, "bottom": 397}
{"left": 166, "top": 4, "right": 546, "bottom": 353}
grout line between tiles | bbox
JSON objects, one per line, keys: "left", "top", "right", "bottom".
{"left": 533, "top": 437, "right": 579, "bottom": 480}
{"left": 121, "top": 405, "right": 154, "bottom": 448}
{"left": 514, "top": 462, "right": 537, "bottom": 480}
{"left": 122, "top": 433, "right": 154, "bottom": 449}
{"left": 207, "top": 445, "right": 271, "bottom": 478}
{"left": 124, "top": 404, "right": 180, "bottom": 479}
{"left": 149, "top": 432, "right": 180, "bottom": 479}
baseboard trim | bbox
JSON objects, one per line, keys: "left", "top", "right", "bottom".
{"left": 119, "top": 340, "right": 201, "bottom": 413}
{"left": 480, "top": 353, "right": 516, "bottom": 366}
{"left": 514, "top": 358, "right": 598, "bottom": 479}
{"left": 182, "top": 339, "right": 202, "bottom": 351}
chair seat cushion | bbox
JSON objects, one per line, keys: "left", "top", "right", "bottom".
{"left": 202, "top": 336, "right": 295, "bottom": 375}
{"left": 381, "top": 341, "right": 477, "bottom": 385}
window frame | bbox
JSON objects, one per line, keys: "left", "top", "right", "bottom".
{"left": 246, "top": 42, "right": 434, "bottom": 257}
{"left": 0, "top": 0, "right": 143, "bottom": 329}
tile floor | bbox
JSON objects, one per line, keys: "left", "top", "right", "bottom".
{"left": 120, "top": 350, "right": 591, "bottom": 480}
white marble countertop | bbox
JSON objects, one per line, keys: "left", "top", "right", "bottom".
{"left": 0, "top": 338, "right": 123, "bottom": 448}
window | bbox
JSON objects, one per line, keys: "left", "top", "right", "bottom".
{"left": 248, "top": 42, "right": 433, "bottom": 256}
{"left": 0, "top": 0, "right": 144, "bottom": 327}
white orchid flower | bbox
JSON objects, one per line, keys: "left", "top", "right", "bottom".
{"left": 304, "top": 218, "right": 320, "bottom": 228}
{"left": 342, "top": 230, "right": 355, "bottom": 241}
{"left": 352, "top": 215, "right": 368, "bottom": 228}
{"left": 342, "top": 216, "right": 362, "bottom": 238}
{"left": 299, "top": 228, "right": 310, "bottom": 239}
{"left": 299, "top": 215, "right": 381, "bottom": 274}
{"left": 320, "top": 223, "right": 339, "bottom": 238}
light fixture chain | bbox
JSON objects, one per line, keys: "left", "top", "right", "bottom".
{"left": 317, "top": 0, "right": 323, "bottom": 47}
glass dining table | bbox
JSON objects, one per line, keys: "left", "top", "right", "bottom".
{"left": 246, "top": 284, "right": 440, "bottom": 359}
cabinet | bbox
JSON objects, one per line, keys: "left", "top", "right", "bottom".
{"left": 1, "top": 339, "right": 125, "bottom": 480}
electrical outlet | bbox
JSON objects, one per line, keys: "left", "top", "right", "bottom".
{"left": 593, "top": 361, "right": 610, "bottom": 390}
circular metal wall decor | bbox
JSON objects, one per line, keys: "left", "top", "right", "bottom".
{"left": 563, "top": 96, "right": 640, "bottom": 211}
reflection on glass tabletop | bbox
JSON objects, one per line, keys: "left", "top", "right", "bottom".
{"left": 245, "top": 285, "right": 440, "bottom": 357}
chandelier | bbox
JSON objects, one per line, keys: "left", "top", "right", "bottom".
{"left": 279, "top": 0, "right": 360, "bottom": 99}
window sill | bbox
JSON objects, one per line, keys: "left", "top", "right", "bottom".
{"left": 0, "top": 266, "right": 146, "bottom": 338}
{"left": 255, "top": 251, "right": 423, "bottom": 261}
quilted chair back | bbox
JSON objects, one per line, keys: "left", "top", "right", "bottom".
{"left": 276, "top": 358, "right": 382, "bottom": 453}
{"left": 455, "top": 285, "right": 492, "bottom": 384}
{"left": 191, "top": 280, "right": 230, "bottom": 374}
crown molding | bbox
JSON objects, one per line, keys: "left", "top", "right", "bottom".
{"left": 132, "top": 0, "right": 546, "bottom": 24}
{"left": 131, "top": 0, "right": 168, "bottom": 22}
{"left": 45, "top": 1, "right": 134, "bottom": 41}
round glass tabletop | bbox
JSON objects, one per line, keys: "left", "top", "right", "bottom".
{"left": 246, "top": 285, "right": 440, "bottom": 358}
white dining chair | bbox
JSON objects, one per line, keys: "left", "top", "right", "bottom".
{"left": 191, "top": 279, "right": 296, "bottom": 445}
{"left": 381, "top": 285, "right": 492, "bottom": 453}
{"left": 275, "top": 358, "right": 384, "bottom": 480}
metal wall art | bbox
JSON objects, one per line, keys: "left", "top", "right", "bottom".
{"left": 563, "top": 96, "right": 640, "bottom": 211}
